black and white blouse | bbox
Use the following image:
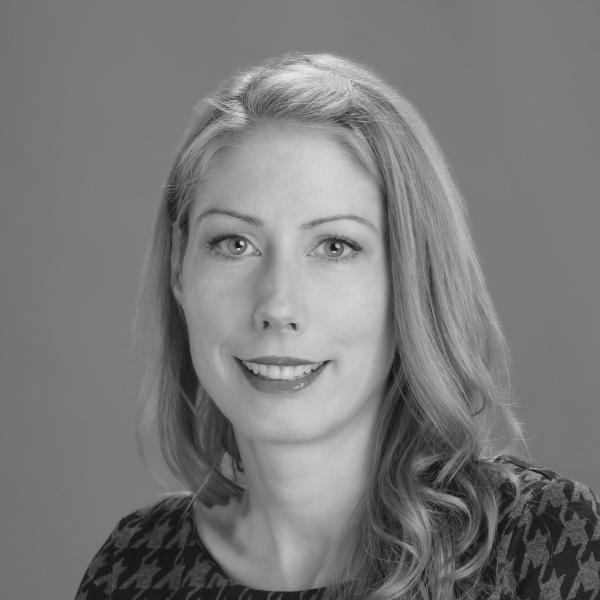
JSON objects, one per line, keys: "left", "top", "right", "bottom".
{"left": 75, "top": 457, "right": 600, "bottom": 599}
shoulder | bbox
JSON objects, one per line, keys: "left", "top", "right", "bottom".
{"left": 494, "top": 455, "right": 599, "bottom": 519}
{"left": 491, "top": 456, "right": 600, "bottom": 599}
{"left": 494, "top": 455, "right": 599, "bottom": 530}
{"left": 110, "top": 493, "right": 193, "bottom": 548}
{"left": 75, "top": 494, "right": 199, "bottom": 599}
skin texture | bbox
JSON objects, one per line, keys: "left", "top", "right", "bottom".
{"left": 174, "top": 122, "right": 395, "bottom": 589}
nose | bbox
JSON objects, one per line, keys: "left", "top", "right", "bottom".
{"left": 252, "top": 255, "right": 306, "bottom": 333}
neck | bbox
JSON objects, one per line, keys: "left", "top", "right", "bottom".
{"left": 232, "top": 415, "right": 376, "bottom": 588}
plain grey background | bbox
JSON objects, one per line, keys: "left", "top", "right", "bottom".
{"left": 1, "top": 2, "right": 599, "bottom": 598}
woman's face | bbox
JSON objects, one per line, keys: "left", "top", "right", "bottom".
{"left": 177, "top": 122, "right": 395, "bottom": 445}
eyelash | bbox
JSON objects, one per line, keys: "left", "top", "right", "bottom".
{"left": 205, "top": 232, "right": 363, "bottom": 262}
{"left": 316, "top": 236, "right": 363, "bottom": 262}
{"left": 205, "top": 231, "right": 257, "bottom": 259}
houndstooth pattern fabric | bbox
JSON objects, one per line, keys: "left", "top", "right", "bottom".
{"left": 75, "top": 457, "right": 600, "bottom": 599}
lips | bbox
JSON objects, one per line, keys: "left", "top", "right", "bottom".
{"left": 235, "top": 356, "right": 329, "bottom": 393}
{"left": 241, "top": 359, "right": 323, "bottom": 381}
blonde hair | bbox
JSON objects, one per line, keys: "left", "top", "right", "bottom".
{"left": 137, "top": 53, "right": 524, "bottom": 599}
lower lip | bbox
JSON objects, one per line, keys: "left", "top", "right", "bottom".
{"left": 236, "top": 359, "right": 329, "bottom": 394}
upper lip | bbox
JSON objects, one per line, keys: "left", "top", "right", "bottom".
{"left": 239, "top": 355, "right": 324, "bottom": 366}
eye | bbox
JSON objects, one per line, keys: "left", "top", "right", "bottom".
{"left": 313, "top": 237, "right": 363, "bottom": 262}
{"left": 206, "top": 233, "right": 259, "bottom": 258}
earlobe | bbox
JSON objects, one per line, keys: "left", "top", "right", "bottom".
{"left": 170, "top": 232, "right": 185, "bottom": 306}
{"left": 171, "top": 272, "right": 184, "bottom": 306}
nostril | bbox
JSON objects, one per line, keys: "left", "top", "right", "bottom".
{"left": 255, "top": 313, "right": 301, "bottom": 332}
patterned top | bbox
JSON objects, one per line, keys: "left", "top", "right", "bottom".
{"left": 75, "top": 457, "right": 600, "bottom": 599}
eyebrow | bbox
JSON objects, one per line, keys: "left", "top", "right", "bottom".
{"left": 195, "top": 208, "right": 378, "bottom": 232}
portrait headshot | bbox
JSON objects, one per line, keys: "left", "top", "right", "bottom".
{"left": 2, "top": 2, "right": 599, "bottom": 600}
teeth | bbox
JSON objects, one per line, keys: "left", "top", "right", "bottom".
{"left": 242, "top": 360, "right": 323, "bottom": 380}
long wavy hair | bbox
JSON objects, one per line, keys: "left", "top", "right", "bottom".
{"left": 137, "top": 53, "right": 524, "bottom": 599}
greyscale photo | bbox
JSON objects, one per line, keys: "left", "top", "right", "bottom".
{"left": 2, "top": 3, "right": 599, "bottom": 600}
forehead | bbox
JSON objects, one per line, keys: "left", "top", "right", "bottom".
{"left": 192, "top": 122, "right": 383, "bottom": 220}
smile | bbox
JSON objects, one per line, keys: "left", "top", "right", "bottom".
{"left": 235, "top": 357, "right": 329, "bottom": 393}
{"left": 241, "top": 360, "right": 324, "bottom": 381}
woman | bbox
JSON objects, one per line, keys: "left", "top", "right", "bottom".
{"left": 76, "top": 53, "right": 600, "bottom": 599}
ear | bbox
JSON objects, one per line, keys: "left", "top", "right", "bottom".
{"left": 170, "top": 227, "right": 184, "bottom": 305}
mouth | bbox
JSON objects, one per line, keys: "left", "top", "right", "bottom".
{"left": 235, "top": 357, "right": 329, "bottom": 393}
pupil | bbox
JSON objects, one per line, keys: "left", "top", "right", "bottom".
{"left": 229, "top": 238, "right": 246, "bottom": 254}
{"left": 329, "top": 241, "right": 342, "bottom": 256}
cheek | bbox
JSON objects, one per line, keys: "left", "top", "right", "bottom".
{"left": 181, "top": 255, "right": 393, "bottom": 355}
{"left": 181, "top": 265, "right": 250, "bottom": 355}
{"left": 322, "top": 271, "right": 394, "bottom": 406}
{"left": 320, "top": 267, "right": 392, "bottom": 346}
